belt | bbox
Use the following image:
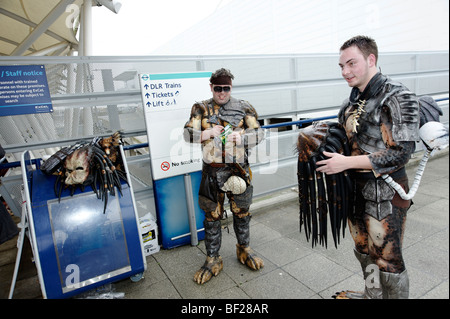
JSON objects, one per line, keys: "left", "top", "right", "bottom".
{"left": 207, "top": 162, "right": 227, "bottom": 168}
{"left": 205, "top": 162, "right": 248, "bottom": 168}
{"left": 351, "top": 166, "right": 406, "bottom": 180}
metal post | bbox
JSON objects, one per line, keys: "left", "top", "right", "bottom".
{"left": 81, "top": 0, "right": 93, "bottom": 56}
{"left": 183, "top": 173, "right": 198, "bottom": 246}
{"left": 101, "top": 69, "right": 121, "bottom": 131}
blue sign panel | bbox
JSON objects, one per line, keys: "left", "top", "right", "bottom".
{"left": 153, "top": 171, "right": 205, "bottom": 249}
{"left": 0, "top": 64, "right": 53, "bottom": 116}
{"left": 29, "top": 169, "right": 145, "bottom": 298}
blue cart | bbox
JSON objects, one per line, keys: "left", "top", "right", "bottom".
{"left": 10, "top": 148, "right": 146, "bottom": 299}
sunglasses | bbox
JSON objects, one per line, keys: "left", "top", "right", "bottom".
{"left": 213, "top": 86, "right": 231, "bottom": 93}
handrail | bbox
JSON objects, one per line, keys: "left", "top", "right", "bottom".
{"left": 262, "top": 96, "right": 449, "bottom": 129}
{"left": 1, "top": 96, "right": 448, "bottom": 170}
{"left": 262, "top": 115, "right": 338, "bottom": 129}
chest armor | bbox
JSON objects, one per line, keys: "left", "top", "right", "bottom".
{"left": 199, "top": 97, "right": 253, "bottom": 164}
{"left": 348, "top": 93, "right": 390, "bottom": 154}
{"left": 201, "top": 97, "right": 248, "bottom": 129}
{"left": 339, "top": 74, "right": 419, "bottom": 154}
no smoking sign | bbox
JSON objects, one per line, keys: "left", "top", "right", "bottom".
{"left": 161, "top": 161, "right": 170, "bottom": 171}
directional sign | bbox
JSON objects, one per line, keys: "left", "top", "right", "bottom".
{"left": 0, "top": 65, "right": 52, "bottom": 116}
{"left": 139, "top": 72, "right": 212, "bottom": 180}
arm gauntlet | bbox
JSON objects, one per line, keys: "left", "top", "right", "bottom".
{"left": 241, "top": 105, "right": 264, "bottom": 148}
{"left": 368, "top": 141, "right": 416, "bottom": 176}
{"left": 183, "top": 103, "right": 205, "bottom": 143}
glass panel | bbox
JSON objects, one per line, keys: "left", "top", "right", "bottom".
{"left": 48, "top": 192, "right": 130, "bottom": 293}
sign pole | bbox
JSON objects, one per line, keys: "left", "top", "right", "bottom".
{"left": 183, "top": 173, "right": 198, "bottom": 246}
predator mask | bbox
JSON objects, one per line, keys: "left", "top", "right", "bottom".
{"left": 64, "top": 146, "right": 93, "bottom": 185}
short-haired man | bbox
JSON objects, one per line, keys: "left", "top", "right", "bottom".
{"left": 316, "top": 36, "right": 420, "bottom": 298}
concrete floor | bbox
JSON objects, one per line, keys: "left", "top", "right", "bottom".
{"left": 113, "top": 151, "right": 449, "bottom": 300}
{"left": 2, "top": 150, "right": 448, "bottom": 301}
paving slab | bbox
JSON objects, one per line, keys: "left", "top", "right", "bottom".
{"left": 89, "top": 151, "right": 450, "bottom": 300}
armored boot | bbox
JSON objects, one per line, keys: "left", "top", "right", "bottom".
{"left": 334, "top": 248, "right": 382, "bottom": 299}
{"left": 193, "top": 219, "right": 223, "bottom": 284}
{"left": 380, "top": 269, "right": 409, "bottom": 299}
{"left": 233, "top": 214, "right": 264, "bottom": 270}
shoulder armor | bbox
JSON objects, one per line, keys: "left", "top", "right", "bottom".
{"left": 382, "top": 80, "right": 420, "bottom": 141}
{"left": 240, "top": 100, "right": 258, "bottom": 118}
{"left": 218, "top": 97, "right": 247, "bottom": 127}
{"left": 342, "top": 76, "right": 420, "bottom": 154}
{"left": 191, "top": 101, "right": 207, "bottom": 117}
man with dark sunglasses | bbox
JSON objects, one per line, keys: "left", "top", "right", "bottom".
{"left": 184, "top": 68, "right": 265, "bottom": 284}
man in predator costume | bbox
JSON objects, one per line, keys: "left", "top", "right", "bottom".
{"left": 184, "top": 68, "right": 265, "bottom": 284}
{"left": 316, "top": 36, "right": 419, "bottom": 298}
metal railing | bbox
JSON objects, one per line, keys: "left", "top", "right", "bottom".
{"left": 1, "top": 52, "right": 448, "bottom": 218}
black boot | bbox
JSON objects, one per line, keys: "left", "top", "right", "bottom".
{"left": 233, "top": 214, "right": 251, "bottom": 247}
{"left": 194, "top": 219, "right": 223, "bottom": 284}
{"left": 233, "top": 214, "right": 264, "bottom": 270}
{"left": 204, "top": 219, "right": 222, "bottom": 257}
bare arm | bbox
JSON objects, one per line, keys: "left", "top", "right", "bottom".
{"left": 316, "top": 151, "right": 372, "bottom": 174}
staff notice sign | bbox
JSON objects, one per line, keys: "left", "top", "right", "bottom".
{"left": 139, "top": 72, "right": 212, "bottom": 180}
{"left": 0, "top": 65, "right": 53, "bottom": 116}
